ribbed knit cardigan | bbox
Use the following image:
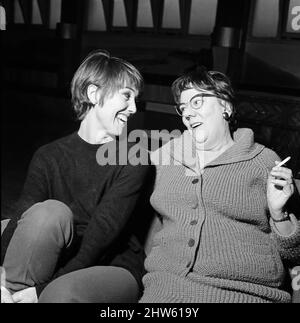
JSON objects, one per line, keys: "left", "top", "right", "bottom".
{"left": 140, "top": 128, "right": 300, "bottom": 303}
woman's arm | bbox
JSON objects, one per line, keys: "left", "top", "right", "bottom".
{"left": 14, "top": 149, "right": 49, "bottom": 216}
{"left": 267, "top": 161, "right": 300, "bottom": 265}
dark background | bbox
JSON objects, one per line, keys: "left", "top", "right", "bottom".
{"left": 1, "top": 0, "right": 299, "bottom": 216}
{"left": 1, "top": 0, "right": 299, "bottom": 303}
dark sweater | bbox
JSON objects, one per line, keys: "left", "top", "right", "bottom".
{"left": 14, "top": 132, "right": 152, "bottom": 295}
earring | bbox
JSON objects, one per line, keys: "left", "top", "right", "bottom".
{"left": 222, "top": 112, "right": 230, "bottom": 121}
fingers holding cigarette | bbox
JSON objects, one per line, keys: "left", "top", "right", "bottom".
{"left": 270, "top": 156, "right": 294, "bottom": 191}
{"left": 272, "top": 156, "right": 292, "bottom": 173}
{"left": 271, "top": 165, "right": 293, "bottom": 179}
{"left": 274, "top": 156, "right": 291, "bottom": 168}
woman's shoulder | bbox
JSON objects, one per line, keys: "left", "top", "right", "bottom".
{"left": 253, "top": 145, "right": 281, "bottom": 171}
{"left": 33, "top": 132, "right": 78, "bottom": 161}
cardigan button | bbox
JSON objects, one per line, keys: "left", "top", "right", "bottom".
{"left": 191, "top": 202, "right": 198, "bottom": 209}
{"left": 192, "top": 178, "right": 199, "bottom": 184}
{"left": 188, "top": 239, "right": 195, "bottom": 247}
{"left": 190, "top": 220, "right": 198, "bottom": 225}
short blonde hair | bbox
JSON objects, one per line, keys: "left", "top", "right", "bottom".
{"left": 71, "top": 49, "right": 143, "bottom": 120}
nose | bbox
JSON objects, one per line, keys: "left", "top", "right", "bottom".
{"left": 127, "top": 100, "right": 137, "bottom": 114}
{"left": 182, "top": 105, "right": 195, "bottom": 119}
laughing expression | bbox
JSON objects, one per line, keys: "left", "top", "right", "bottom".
{"left": 180, "top": 88, "right": 227, "bottom": 149}
{"left": 96, "top": 86, "right": 138, "bottom": 137}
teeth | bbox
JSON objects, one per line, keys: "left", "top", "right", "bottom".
{"left": 117, "top": 114, "right": 128, "bottom": 123}
{"left": 191, "top": 123, "right": 201, "bottom": 128}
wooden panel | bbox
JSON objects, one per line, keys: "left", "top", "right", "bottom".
{"left": 49, "top": 0, "right": 61, "bottom": 29}
{"left": 0, "top": 4, "right": 6, "bottom": 29}
{"left": 243, "top": 41, "right": 300, "bottom": 89}
{"left": 14, "top": 0, "right": 25, "bottom": 24}
{"left": 85, "top": 0, "right": 106, "bottom": 31}
{"left": 136, "top": 0, "right": 153, "bottom": 28}
{"left": 237, "top": 92, "right": 300, "bottom": 173}
{"left": 252, "top": 0, "right": 280, "bottom": 38}
{"left": 189, "top": 0, "right": 217, "bottom": 35}
{"left": 112, "top": 0, "right": 127, "bottom": 28}
{"left": 237, "top": 99, "right": 283, "bottom": 127}
{"left": 162, "top": 0, "right": 181, "bottom": 29}
{"left": 32, "top": 0, "right": 42, "bottom": 24}
{"left": 11, "top": 0, "right": 58, "bottom": 28}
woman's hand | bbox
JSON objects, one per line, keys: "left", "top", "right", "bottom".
{"left": 12, "top": 287, "right": 38, "bottom": 303}
{"left": 267, "top": 161, "right": 294, "bottom": 219}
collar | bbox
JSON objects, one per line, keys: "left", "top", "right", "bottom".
{"left": 151, "top": 128, "right": 265, "bottom": 175}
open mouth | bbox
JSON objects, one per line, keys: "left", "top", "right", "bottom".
{"left": 190, "top": 122, "right": 202, "bottom": 129}
{"left": 116, "top": 113, "right": 128, "bottom": 124}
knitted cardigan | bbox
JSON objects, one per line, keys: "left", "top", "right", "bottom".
{"left": 140, "top": 128, "right": 300, "bottom": 303}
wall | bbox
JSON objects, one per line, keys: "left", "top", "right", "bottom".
{"left": 241, "top": 0, "right": 300, "bottom": 91}
{"left": 242, "top": 40, "right": 300, "bottom": 90}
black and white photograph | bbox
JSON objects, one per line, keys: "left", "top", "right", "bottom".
{"left": 1, "top": 0, "right": 299, "bottom": 308}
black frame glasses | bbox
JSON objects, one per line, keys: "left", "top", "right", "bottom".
{"left": 174, "top": 93, "right": 230, "bottom": 116}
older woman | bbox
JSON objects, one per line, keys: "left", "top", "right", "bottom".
{"left": 140, "top": 67, "right": 300, "bottom": 303}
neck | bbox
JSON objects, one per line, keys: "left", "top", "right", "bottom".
{"left": 195, "top": 132, "right": 234, "bottom": 167}
{"left": 196, "top": 132, "right": 234, "bottom": 154}
{"left": 78, "top": 109, "right": 114, "bottom": 145}
{"left": 204, "top": 138, "right": 234, "bottom": 154}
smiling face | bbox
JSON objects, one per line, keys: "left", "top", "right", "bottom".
{"left": 180, "top": 88, "right": 231, "bottom": 150}
{"left": 95, "top": 86, "right": 137, "bottom": 137}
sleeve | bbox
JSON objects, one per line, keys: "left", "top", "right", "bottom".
{"left": 53, "top": 163, "right": 151, "bottom": 277}
{"left": 263, "top": 148, "right": 300, "bottom": 266}
{"left": 14, "top": 149, "right": 49, "bottom": 217}
{"left": 269, "top": 185, "right": 300, "bottom": 266}
{"left": 270, "top": 214, "right": 300, "bottom": 266}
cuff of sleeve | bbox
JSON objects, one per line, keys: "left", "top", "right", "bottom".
{"left": 270, "top": 213, "right": 300, "bottom": 247}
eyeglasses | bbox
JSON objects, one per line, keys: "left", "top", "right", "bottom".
{"left": 174, "top": 93, "right": 229, "bottom": 116}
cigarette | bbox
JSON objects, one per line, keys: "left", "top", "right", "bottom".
{"left": 275, "top": 156, "right": 291, "bottom": 168}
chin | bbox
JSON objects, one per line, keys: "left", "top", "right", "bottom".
{"left": 189, "top": 128, "right": 206, "bottom": 143}
{"left": 115, "top": 127, "right": 126, "bottom": 137}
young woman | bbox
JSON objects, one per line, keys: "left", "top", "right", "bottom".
{"left": 1, "top": 50, "right": 151, "bottom": 303}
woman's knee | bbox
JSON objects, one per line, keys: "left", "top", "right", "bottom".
{"left": 39, "top": 267, "right": 140, "bottom": 303}
{"left": 20, "top": 200, "right": 73, "bottom": 232}
{"left": 38, "top": 275, "right": 78, "bottom": 303}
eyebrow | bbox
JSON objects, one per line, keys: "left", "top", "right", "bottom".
{"left": 124, "top": 87, "right": 135, "bottom": 92}
{"left": 178, "top": 93, "right": 205, "bottom": 105}
{"left": 123, "top": 87, "right": 138, "bottom": 96}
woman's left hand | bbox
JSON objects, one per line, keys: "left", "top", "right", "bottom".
{"left": 267, "top": 162, "right": 294, "bottom": 218}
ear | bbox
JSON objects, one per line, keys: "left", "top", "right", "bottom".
{"left": 87, "top": 84, "right": 99, "bottom": 106}
{"left": 221, "top": 101, "right": 233, "bottom": 117}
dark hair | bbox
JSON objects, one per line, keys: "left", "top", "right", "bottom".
{"left": 171, "top": 66, "right": 237, "bottom": 132}
{"left": 71, "top": 49, "right": 143, "bottom": 120}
